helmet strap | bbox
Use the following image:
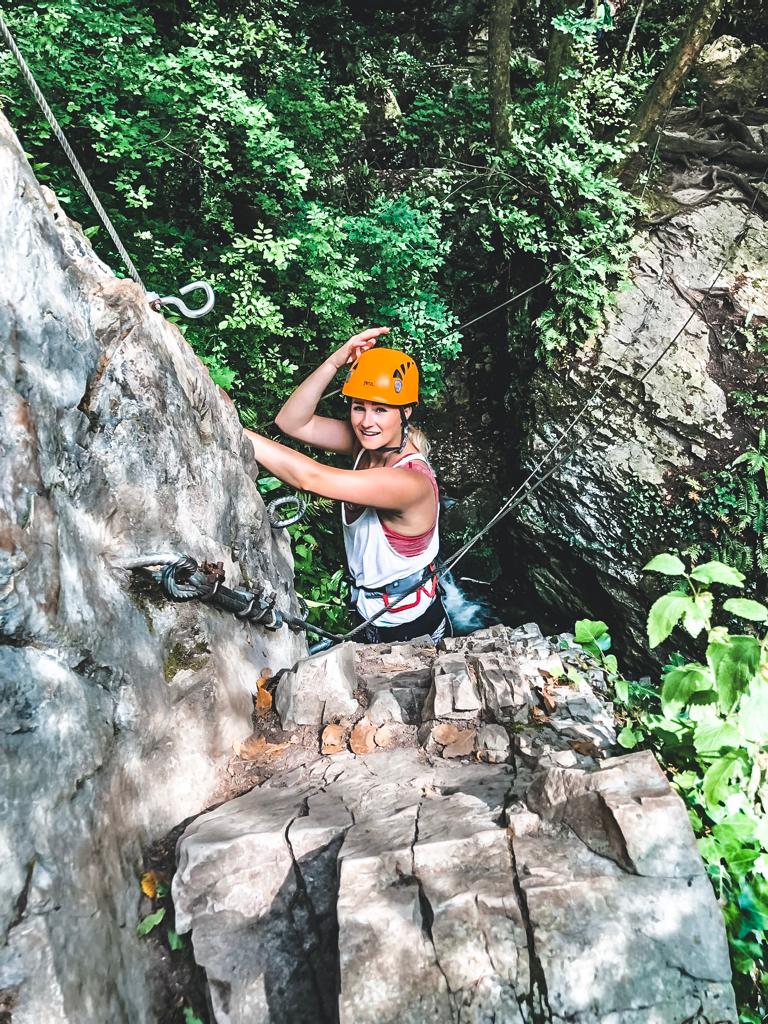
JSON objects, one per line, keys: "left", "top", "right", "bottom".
{"left": 398, "top": 408, "right": 410, "bottom": 453}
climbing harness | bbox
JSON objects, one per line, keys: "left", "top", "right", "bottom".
{"left": 266, "top": 495, "right": 308, "bottom": 529}
{"left": 0, "top": 12, "right": 214, "bottom": 320}
{"left": 348, "top": 562, "right": 439, "bottom": 614}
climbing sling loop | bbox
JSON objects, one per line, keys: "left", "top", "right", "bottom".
{"left": 266, "top": 495, "right": 309, "bottom": 529}
{"left": 0, "top": 12, "right": 214, "bottom": 320}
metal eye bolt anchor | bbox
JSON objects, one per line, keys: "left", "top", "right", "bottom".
{"left": 148, "top": 281, "right": 215, "bottom": 319}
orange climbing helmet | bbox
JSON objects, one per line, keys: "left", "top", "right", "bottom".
{"left": 341, "top": 347, "right": 419, "bottom": 406}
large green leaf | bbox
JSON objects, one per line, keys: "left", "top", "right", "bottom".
{"left": 727, "top": 846, "right": 760, "bottom": 878}
{"left": 692, "top": 719, "right": 741, "bottom": 756}
{"left": 755, "top": 816, "right": 768, "bottom": 852}
{"left": 612, "top": 672, "right": 627, "bottom": 701}
{"left": 697, "top": 835, "right": 720, "bottom": 865}
{"left": 689, "top": 561, "right": 745, "bottom": 587}
{"left": 647, "top": 593, "right": 695, "bottom": 648}
{"left": 643, "top": 553, "right": 686, "bottom": 576}
{"left": 574, "top": 619, "right": 611, "bottom": 658}
{"left": 574, "top": 619, "right": 609, "bottom": 643}
{"left": 707, "top": 635, "right": 761, "bottom": 713}
{"left": 137, "top": 907, "right": 166, "bottom": 937}
{"left": 722, "top": 597, "right": 768, "bottom": 623}
{"left": 738, "top": 882, "right": 768, "bottom": 934}
{"left": 702, "top": 755, "right": 740, "bottom": 810}
{"left": 681, "top": 591, "right": 712, "bottom": 638}
{"left": 661, "top": 663, "right": 714, "bottom": 717}
{"left": 739, "top": 679, "right": 768, "bottom": 744}
{"left": 713, "top": 812, "right": 759, "bottom": 843}
{"left": 617, "top": 725, "right": 639, "bottom": 749}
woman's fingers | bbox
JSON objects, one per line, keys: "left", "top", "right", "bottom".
{"left": 338, "top": 326, "right": 390, "bottom": 365}
{"left": 349, "top": 326, "right": 390, "bottom": 346}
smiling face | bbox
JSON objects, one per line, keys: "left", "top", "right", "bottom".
{"left": 350, "top": 400, "right": 410, "bottom": 450}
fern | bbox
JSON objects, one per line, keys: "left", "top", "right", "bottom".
{"left": 689, "top": 437, "right": 768, "bottom": 593}
{"left": 239, "top": 407, "right": 260, "bottom": 429}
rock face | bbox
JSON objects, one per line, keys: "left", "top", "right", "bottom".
{"left": 506, "top": 110, "right": 768, "bottom": 663}
{"left": 697, "top": 35, "right": 768, "bottom": 109}
{"left": 0, "top": 111, "right": 305, "bottom": 1022}
{"left": 173, "top": 624, "right": 736, "bottom": 1023}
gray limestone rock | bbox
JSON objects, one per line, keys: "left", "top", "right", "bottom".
{"left": 174, "top": 629, "right": 737, "bottom": 1024}
{"left": 0, "top": 110, "right": 305, "bottom": 1023}
{"left": 477, "top": 723, "right": 511, "bottom": 763}
{"left": 423, "top": 652, "right": 483, "bottom": 719}
{"left": 275, "top": 642, "right": 359, "bottom": 728}
{"left": 527, "top": 750, "right": 703, "bottom": 877}
{"left": 173, "top": 784, "right": 350, "bottom": 1023}
{"left": 472, "top": 651, "right": 534, "bottom": 721}
{"left": 509, "top": 126, "right": 768, "bottom": 665}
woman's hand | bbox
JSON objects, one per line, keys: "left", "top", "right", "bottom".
{"left": 331, "top": 327, "right": 390, "bottom": 369}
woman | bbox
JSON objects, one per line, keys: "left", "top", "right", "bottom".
{"left": 243, "top": 327, "right": 451, "bottom": 645}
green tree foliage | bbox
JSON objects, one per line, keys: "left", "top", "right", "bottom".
{"left": 664, "top": 432, "right": 768, "bottom": 589}
{"left": 0, "top": 0, "right": 459, "bottom": 419}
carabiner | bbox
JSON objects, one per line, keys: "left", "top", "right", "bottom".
{"left": 148, "top": 281, "right": 215, "bottom": 319}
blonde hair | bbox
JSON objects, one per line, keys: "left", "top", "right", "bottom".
{"left": 409, "top": 424, "right": 431, "bottom": 457}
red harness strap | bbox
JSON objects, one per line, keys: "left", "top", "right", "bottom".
{"left": 381, "top": 564, "right": 438, "bottom": 614}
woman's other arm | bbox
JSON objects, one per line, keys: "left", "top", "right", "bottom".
{"left": 244, "top": 431, "right": 432, "bottom": 513}
{"left": 274, "top": 327, "right": 389, "bottom": 453}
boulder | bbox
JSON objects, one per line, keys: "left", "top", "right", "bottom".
{"left": 476, "top": 722, "right": 511, "bottom": 762}
{"left": 697, "top": 35, "right": 768, "bottom": 109}
{"left": 0, "top": 110, "right": 305, "bottom": 1023}
{"left": 275, "top": 642, "right": 358, "bottom": 728}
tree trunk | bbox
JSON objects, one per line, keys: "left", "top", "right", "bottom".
{"left": 488, "top": 0, "right": 515, "bottom": 152}
{"left": 545, "top": 27, "right": 574, "bottom": 90}
{"left": 617, "top": 0, "right": 647, "bottom": 72}
{"left": 625, "top": 0, "right": 725, "bottom": 149}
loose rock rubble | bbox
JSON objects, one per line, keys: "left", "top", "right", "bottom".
{"left": 173, "top": 625, "right": 737, "bottom": 1024}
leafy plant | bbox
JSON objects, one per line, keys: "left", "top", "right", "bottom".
{"left": 137, "top": 907, "right": 166, "bottom": 937}
{"left": 600, "top": 555, "right": 768, "bottom": 1018}
{"left": 137, "top": 870, "right": 185, "bottom": 952}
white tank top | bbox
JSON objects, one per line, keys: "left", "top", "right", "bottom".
{"left": 341, "top": 452, "right": 440, "bottom": 626}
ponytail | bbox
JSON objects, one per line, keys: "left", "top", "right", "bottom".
{"left": 409, "top": 424, "right": 431, "bottom": 458}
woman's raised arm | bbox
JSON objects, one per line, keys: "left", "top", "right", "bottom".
{"left": 274, "top": 327, "right": 389, "bottom": 453}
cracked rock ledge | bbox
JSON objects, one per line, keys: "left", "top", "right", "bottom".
{"left": 172, "top": 624, "right": 737, "bottom": 1024}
